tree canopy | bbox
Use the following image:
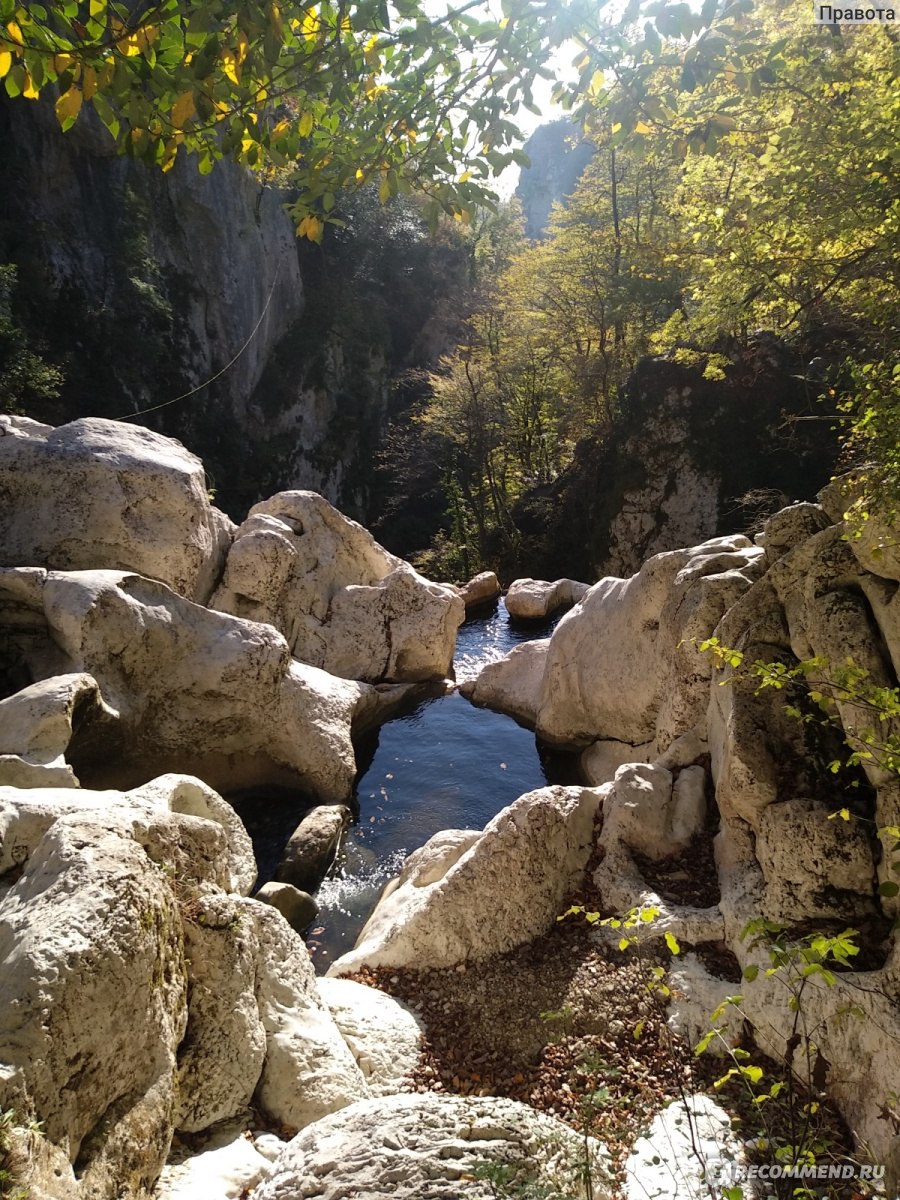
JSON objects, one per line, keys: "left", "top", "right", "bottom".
{"left": 0, "top": 0, "right": 587, "bottom": 235}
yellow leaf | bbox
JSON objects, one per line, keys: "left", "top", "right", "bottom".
{"left": 270, "top": 3, "right": 283, "bottom": 37}
{"left": 82, "top": 64, "right": 97, "bottom": 101}
{"left": 22, "top": 72, "right": 39, "bottom": 99}
{"left": 458, "top": 170, "right": 471, "bottom": 183}
{"left": 355, "top": 168, "right": 365, "bottom": 182}
{"left": 236, "top": 29, "right": 249, "bottom": 66}
{"left": 379, "top": 177, "right": 391, "bottom": 203}
{"left": 298, "top": 111, "right": 313, "bottom": 137}
{"left": 634, "top": 120, "right": 652, "bottom": 134}
{"left": 611, "top": 121, "right": 622, "bottom": 134}
{"left": 221, "top": 50, "right": 239, "bottom": 84}
{"left": 0, "top": 50, "right": 11, "bottom": 78}
{"left": 271, "top": 118, "right": 290, "bottom": 138}
{"left": 302, "top": 8, "right": 318, "bottom": 40}
{"left": 297, "top": 214, "right": 323, "bottom": 241}
{"left": 52, "top": 52, "right": 74, "bottom": 73}
{"left": 5, "top": 20, "right": 23, "bottom": 46}
{"left": 161, "top": 139, "right": 178, "bottom": 172}
{"left": 170, "top": 90, "right": 195, "bottom": 129}
{"left": 56, "top": 85, "right": 83, "bottom": 124}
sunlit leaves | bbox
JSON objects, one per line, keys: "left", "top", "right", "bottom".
{"left": 0, "top": 0, "right": 590, "bottom": 229}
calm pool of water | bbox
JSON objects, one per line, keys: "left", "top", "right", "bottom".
{"left": 308, "top": 599, "right": 576, "bottom": 968}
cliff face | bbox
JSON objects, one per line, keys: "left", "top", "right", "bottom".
{"left": 0, "top": 98, "right": 389, "bottom": 518}
{"left": 515, "top": 121, "right": 593, "bottom": 240}
{"left": 508, "top": 339, "right": 841, "bottom": 582}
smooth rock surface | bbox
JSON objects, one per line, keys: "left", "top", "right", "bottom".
{"left": 601, "top": 763, "right": 706, "bottom": 862}
{"left": 581, "top": 739, "right": 653, "bottom": 786}
{"left": 275, "top": 804, "right": 351, "bottom": 893}
{"left": 329, "top": 786, "right": 600, "bottom": 974}
{"left": 250, "top": 901, "right": 370, "bottom": 1130}
{"left": 154, "top": 1127, "right": 273, "bottom": 1200}
{"left": 505, "top": 576, "right": 588, "bottom": 620}
{"left": 255, "top": 881, "right": 318, "bottom": 932}
{"left": 211, "top": 492, "right": 463, "bottom": 681}
{"left": 251, "top": 1093, "right": 613, "bottom": 1200}
{"left": 0, "top": 418, "right": 234, "bottom": 603}
{"left": 458, "top": 570, "right": 501, "bottom": 609}
{"left": 0, "top": 568, "right": 369, "bottom": 800}
{"left": 0, "top": 672, "right": 113, "bottom": 788}
{"left": 458, "top": 638, "right": 549, "bottom": 727}
{"left": 624, "top": 1095, "right": 749, "bottom": 1200}
{"left": 536, "top": 536, "right": 758, "bottom": 748}
{"left": 317, "top": 978, "right": 424, "bottom": 1095}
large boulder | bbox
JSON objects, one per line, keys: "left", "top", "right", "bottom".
{"left": 536, "top": 536, "right": 760, "bottom": 748}
{"left": 504, "top": 576, "right": 588, "bottom": 620}
{"left": 275, "top": 804, "right": 351, "bottom": 893}
{"left": 250, "top": 1093, "right": 613, "bottom": 1200}
{"left": 0, "top": 417, "right": 234, "bottom": 603}
{"left": 459, "top": 638, "right": 549, "bottom": 727}
{"left": 0, "top": 672, "right": 113, "bottom": 788}
{"left": 250, "top": 901, "right": 370, "bottom": 1131}
{"left": 211, "top": 492, "right": 464, "bottom": 681}
{"left": 0, "top": 567, "right": 373, "bottom": 800}
{"left": 317, "top": 978, "right": 424, "bottom": 1096}
{"left": 0, "top": 812, "right": 193, "bottom": 1199}
{"left": 601, "top": 763, "right": 706, "bottom": 863}
{"left": 0, "top": 774, "right": 256, "bottom": 896}
{"left": 457, "top": 570, "right": 501, "bottom": 609}
{"left": 174, "top": 895, "right": 369, "bottom": 1136}
{"left": 328, "top": 786, "right": 600, "bottom": 975}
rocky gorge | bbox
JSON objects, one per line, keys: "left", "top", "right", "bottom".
{"left": 1, "top": 412, "right": 899, "bottom": 1200}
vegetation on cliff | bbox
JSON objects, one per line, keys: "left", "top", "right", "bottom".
{"left": 377, "top": 3, "right": 898, "bottom": 577}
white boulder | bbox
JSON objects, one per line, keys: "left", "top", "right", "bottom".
{"left": 0, "top": 417, "right": 234, "bottom": 603}
{"left": 458, "top": 570, "right": 501, "bottom": 609}
{"left": 328, "top": 786, "right": 600, "bottom": 974}
{"left": 624, "top": 1095, "right": 750, "bottom": 1200}
{"left": 250, "top": 1093, "right": 613, "bottom": 1200}
{"left": 154, "top": 1128, "right": 273, "bottom": 1200}
{"left": 581, "top": 739, "right": 653, "bottom": 786}
{"left": 317, "top": 978, "right": 424, "bottom": 1095}
{"left": 459, "top": 638, "right": 549, "bottom": 727}
{"left": 0, "top": 773, "right": 255, "bottom": 895}
{"left": 211, "top": 491, "right": 464, "bottom": 681}
{"left": 0, "top": 672, "right": 113, "bottom": 788}
{"left": 0, "top": 567, "right": 371, "bottom": 801}
{"left": 249, "top": 900, "right": 370, "bottom": 1130}
{"left": 0, "top": 812, "right": 191, "bottom": 1197}
{"left": 536, "top": 536, "right": 759, "bottom": 748}
{"left": 505, "top": 576, "right": 588, "bottom": 620}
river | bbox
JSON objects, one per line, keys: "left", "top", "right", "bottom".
{"left": 308, "top": 599, "right": 577, "bottom": 969}
{"left": 230, "top": 599, "right": 576, "bottom": 970}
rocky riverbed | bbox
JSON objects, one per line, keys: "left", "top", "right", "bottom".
{"left": 1, "top": 414, "right": 898, "bottom": 1199}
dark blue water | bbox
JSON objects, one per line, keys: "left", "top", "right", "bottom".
{"left": 309, "top": 600, "right": 575, "bottom": 967}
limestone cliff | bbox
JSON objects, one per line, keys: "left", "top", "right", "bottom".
{"left": 509, "top": 338, "right": 841, "bottom": 582}
{"left": 0, "top": 97, "right": 391, "bottom": 519}
{"left": 515, "top": 120, "right": 593, "bottom": 240}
